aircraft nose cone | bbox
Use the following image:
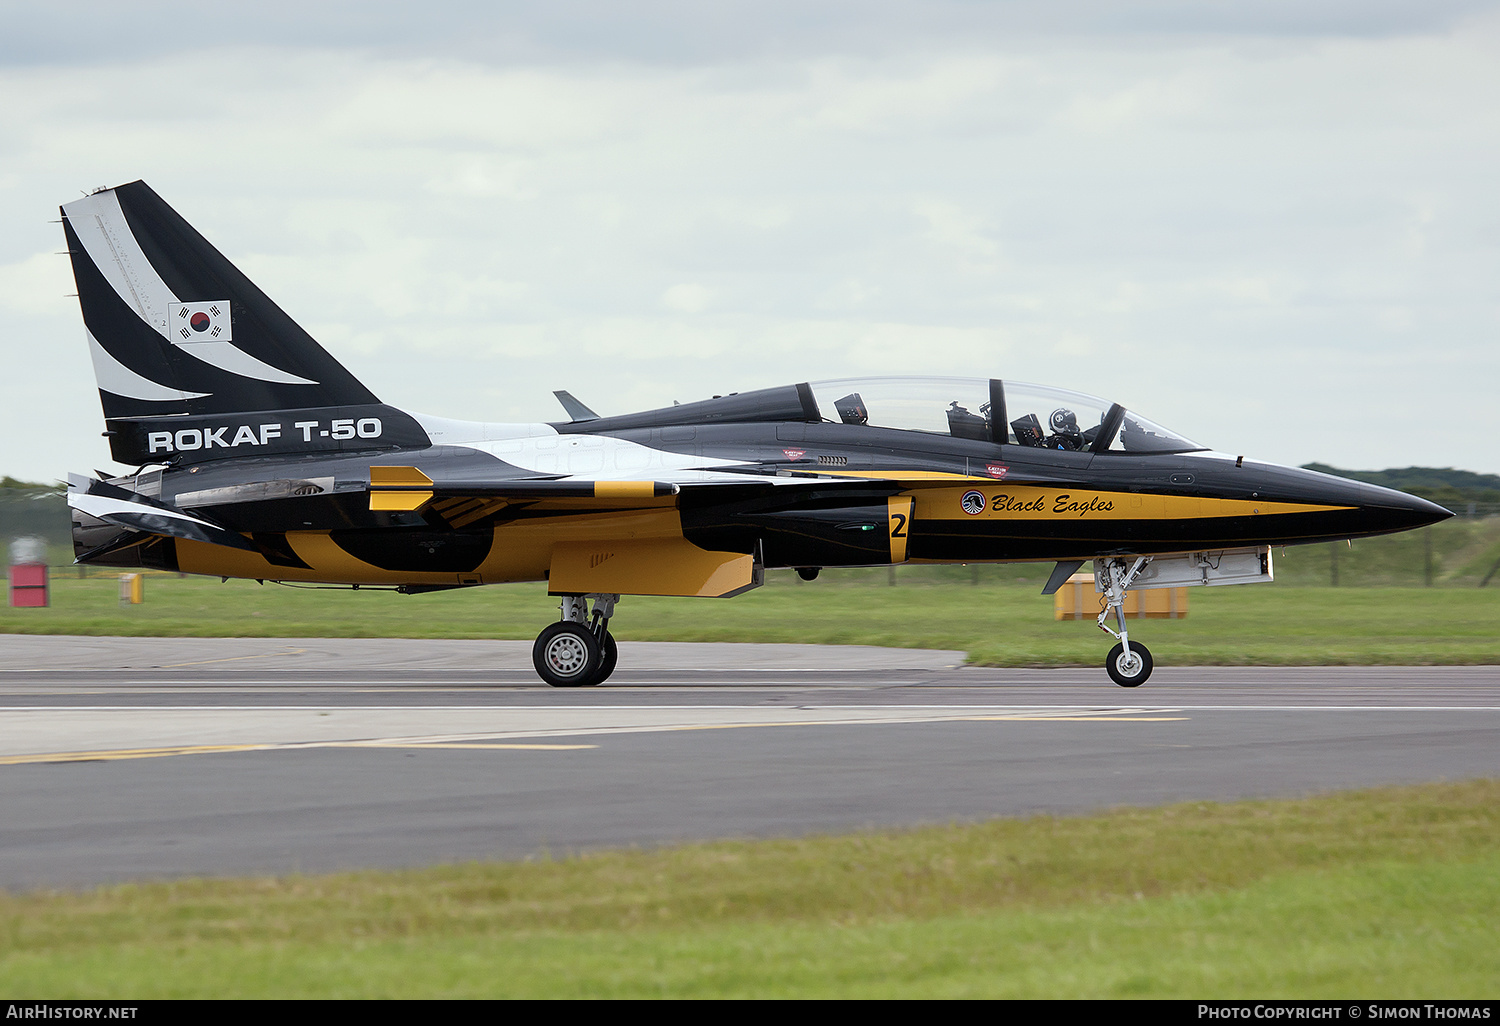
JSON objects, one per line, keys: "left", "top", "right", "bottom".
{"left": 1358, "top": 483, "right": 1453, "bottom": 531}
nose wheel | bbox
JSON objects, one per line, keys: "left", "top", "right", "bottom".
{"left": 533, "top": 593, "right": 620, "bottom": 687}
{"left": 1105, "top": 641, "right": 1152, "bottom": 687}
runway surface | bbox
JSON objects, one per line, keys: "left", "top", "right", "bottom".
{"left": 0, "top": 636, "right": 1495, "bottom": 890}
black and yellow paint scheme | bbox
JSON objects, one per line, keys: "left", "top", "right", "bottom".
{"left": 61, "top": 181, "right": 1451, "bottom": 687}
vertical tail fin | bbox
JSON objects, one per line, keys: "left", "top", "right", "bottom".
{"left": 62, "top": 182, "right": 427, "bottom": 464}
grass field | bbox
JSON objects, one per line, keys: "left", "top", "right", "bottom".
{"left": 7, "top": 517, "right": 1499, "bottom": 665}
{"left": 4, "top": 569, "right": 1499, "bottom": 667}
{"left": 0, "top": 781, "right": 1495, "bottom": 998}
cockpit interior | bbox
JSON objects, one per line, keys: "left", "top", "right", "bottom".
{"left": 805, "top": 377, "right": 1203, "bottom": 454}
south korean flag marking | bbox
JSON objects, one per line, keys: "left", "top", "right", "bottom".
{"left": 171, "top": 301, "right": 232, "bottom": 343}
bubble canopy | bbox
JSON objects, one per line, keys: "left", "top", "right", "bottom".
{"left": 805, "top": 377, "right": 1204, "bottom": 454}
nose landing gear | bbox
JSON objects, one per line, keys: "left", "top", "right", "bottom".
{"left": 533, "top": 593, "right": 620, "bottom": 687}
{"left": 1096, "top": 556, "right": 1154, "bottom": 687}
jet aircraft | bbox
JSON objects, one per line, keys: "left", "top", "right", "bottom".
{"left": 62, "top": 182, "right": 1451, "bottom": 687}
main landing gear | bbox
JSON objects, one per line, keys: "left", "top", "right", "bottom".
{"left": 533, "top": 593, "right": 620, "bottom": 687}
{"left": 1096, "top": 556, "right": 1154, "bottom": 687}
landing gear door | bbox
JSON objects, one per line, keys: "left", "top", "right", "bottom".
{"left": 888, "top": 495, "right": 913, "bottom": 564}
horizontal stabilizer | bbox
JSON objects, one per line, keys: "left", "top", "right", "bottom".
{"left": 67, "top": 475, "right": 257, "bottom": 552}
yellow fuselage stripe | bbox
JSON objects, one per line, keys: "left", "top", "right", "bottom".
{"left": 911, "top": 485, "right": 1348, "bottom": 521}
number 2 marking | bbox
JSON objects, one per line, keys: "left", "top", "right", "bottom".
{"left": 890, "top": 512, "right": 908, "bottom": 538}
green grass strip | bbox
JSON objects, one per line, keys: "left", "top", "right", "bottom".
{"left": 5, "top": 574, "right": 1499, "bottom": 666}
{"left": 2, "top": 781, "right": 1496, "bottom": 997}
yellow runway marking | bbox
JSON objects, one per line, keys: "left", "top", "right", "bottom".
{"left": 971, "top": 715, "right": 1187, "bottom": 722}
{"left": 0, "top": 744, "right": 272, "bottom": 765}
{"left": 661, "top": 715, "right": 1187, "bottom": 732}
{"left": 0, "top": 740, "right": 594, "bottom": 763}
{"left": 356, "top": 743, "right": 597, "bottom": 751}
{"left": 0, "top": 712, "right": 1178, "bottom": 764}
{"left": 157, "top": 648, "right": 310, "bottom": 669}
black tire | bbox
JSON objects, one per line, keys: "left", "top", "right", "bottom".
{"left": 1106, "top": 642, "right": 1153, "bottom": 687}
{"left": 588, "top": 631, "right": 618, "bottom": 686}
{"left": 533, "top": 622, "right": 601, "bottom": 687}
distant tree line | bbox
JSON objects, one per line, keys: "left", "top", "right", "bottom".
{"left": 1302, "top": 464, "right": 1500, "bottom": 510}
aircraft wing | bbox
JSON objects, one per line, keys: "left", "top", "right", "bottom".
{"left": 364, "top": 462, "right": 941, "bottom": 514}
{"left": 367, "top": 465, "right": 684, "bottom": 512}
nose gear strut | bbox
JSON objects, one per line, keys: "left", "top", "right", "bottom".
{"left": 1096, "top": 556, "right": 1154, "bottom": 687}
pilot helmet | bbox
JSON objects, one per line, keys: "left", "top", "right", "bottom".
{"left": 1049, "top": 408, "right": 1079, "bottom": 434}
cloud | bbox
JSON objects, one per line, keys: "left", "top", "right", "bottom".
{"left": 2, "top": 6, "right": 1499, "bottom": 480}
{"left": 0, "top": 251, "right": 74, "bottom": 317}
{"left": 661, "top": 283, "right": 714, "bottom": 313}
{"left": 6, "top": 2, "right": 1497, "bottom": 69}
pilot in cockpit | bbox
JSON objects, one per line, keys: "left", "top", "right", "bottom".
{"left": 1047, "top": 408, "right": 1085, "bottom": 450}
{"left": 1010, "top": 407, "right": 1091, "bottom": 450}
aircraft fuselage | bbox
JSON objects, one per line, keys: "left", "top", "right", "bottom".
{"left": 76, "top": 404, "right": 1447, "bottom": 589}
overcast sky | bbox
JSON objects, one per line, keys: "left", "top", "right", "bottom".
{"left": 2, "top": 1, "right": 1498, "bottom": 481}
